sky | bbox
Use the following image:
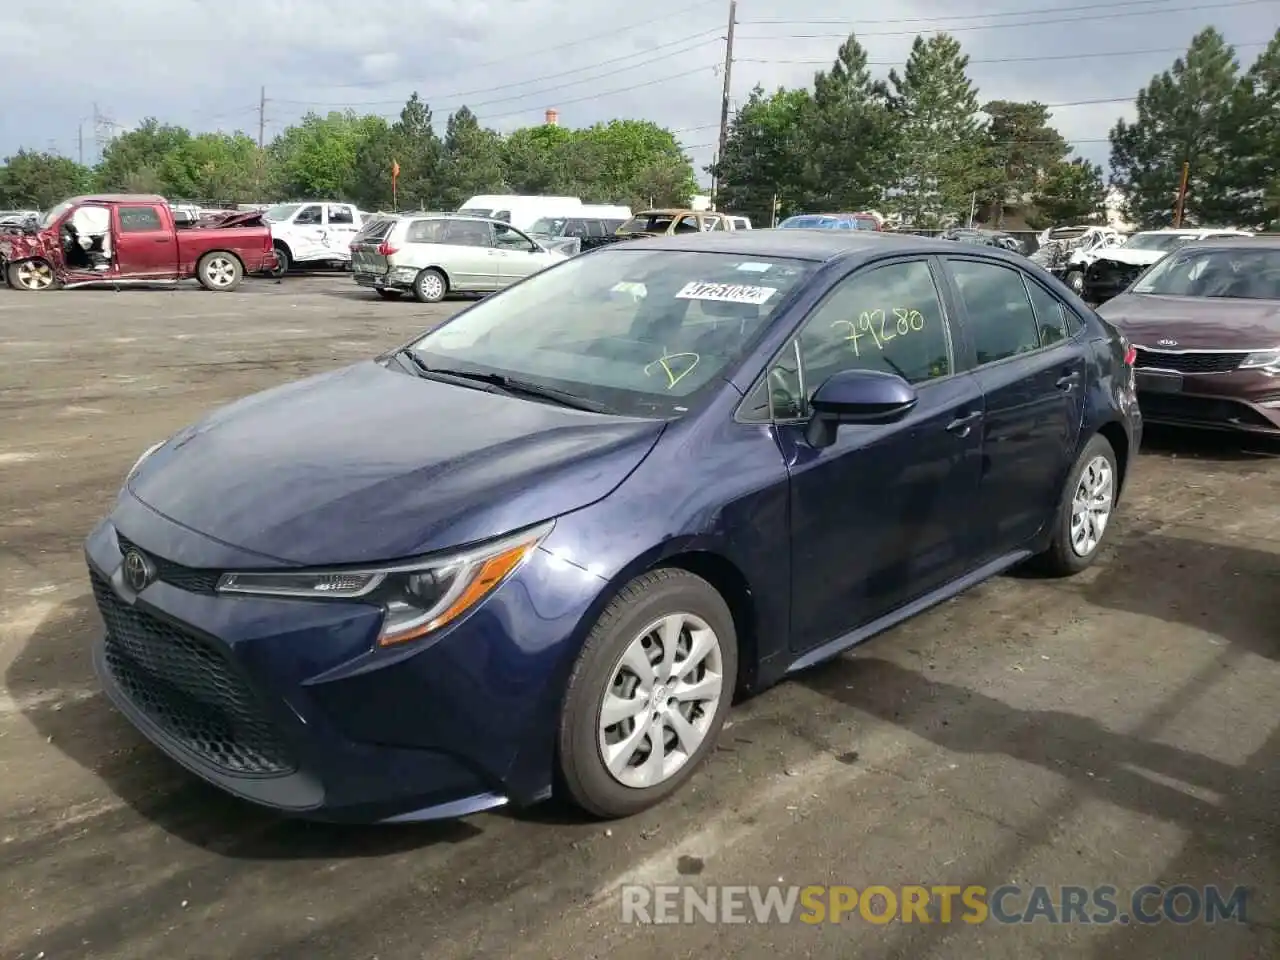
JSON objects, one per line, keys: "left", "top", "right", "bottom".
{"left": 0, "top": 0, "right": 1274, "bottom": 187}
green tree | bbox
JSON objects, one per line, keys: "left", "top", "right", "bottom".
{"left": 887, "top": 34, "right": 987, "bottom": 227}
{"left": 885, "top": 35, "right": 986, "bottom": 227}
{"left": 1031, "top": 157, "right": 1108, "bottom": 226}
{"left": 1224, "top": 29, "right": 1280, "bottom": 229}
{"left": 577, "top": 119, "right": 696, "bottom": 206}
{"left": 979, "top": 101, "right": 1069, "bottom": 226}
{"left": 805, "top": 33, "right": 896, "bottom": 211}
{"left": 1109, "top": 27, "right": 1242, "bottom": 227}
{"left": 0, "top": 149, "right": 93, "bottom": 208}
{"left": 162, "top": 132, "right": 263, "bottom": 201}
{"left": 269, "top": 111, "right": 384, "bottom": 199}
{"left": 390, "top": 93, "right": 444, "bottom": 209}
{"left": 711, "top": 85, "right": 813, "bottom": 226}
{"left": 503, "top": 124, "right": 576, "bottom": 195}
{"left": 437, "top": 106, "right": 507, "bottom": 208}
{"left": 96, "top": 119, "right": 194, "bottom": 193}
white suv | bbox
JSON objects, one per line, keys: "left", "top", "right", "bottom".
{"left": 263, "top": 201, "right": 365, "bottom": 275}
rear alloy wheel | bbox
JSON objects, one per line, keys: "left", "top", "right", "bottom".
{"left": 197, "top": 252, "right": 243, "bottom": 292}
{"left": 8, "top": 259, "right": 56, "bottom": 291}
{"left": 412, "top": 267, "right": 447, "bottom": 303}
{"left": 558, "top": 568, "right": 737, "bottom": 818}
{"left": 1030, "top": 433, "right": 1118, "bottom": 576}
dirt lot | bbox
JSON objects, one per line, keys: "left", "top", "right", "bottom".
{"left": 0, "top": 274, "right": 1277, "bottom": 959}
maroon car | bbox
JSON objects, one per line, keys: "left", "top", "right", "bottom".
{"left": 1096, "top": 236, "right": 1280, "bottom": 436}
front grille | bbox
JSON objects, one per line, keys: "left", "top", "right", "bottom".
{"left": 91, "top": 571, "right": 295, "bottom": 775}
{"left": 1132, "top": 348, "right": 1246, "bottom": 374}
{"left": 115, "top": 532, "right": 219, "bottom": 593}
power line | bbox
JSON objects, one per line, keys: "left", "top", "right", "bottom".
{"left": 736, "top": 0, "right": 1278, "bottom": 40}
{"left": 738, "top": 41, "right": 1269, "bottom": 67}
{"left": 316, "top": 0, "right": 724, "bottom": 92}
{"left": 272, "top": 32, "right": 723, "bottom": 109}
{"left": 739, "top": 0, "right": 1196, "bottom": 26}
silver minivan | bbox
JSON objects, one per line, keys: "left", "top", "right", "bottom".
{"left": 350, "top": 213, "right": 566, "bottom": 302}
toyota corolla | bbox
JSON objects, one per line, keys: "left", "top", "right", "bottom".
{"left": 86, "top": 230, "right": 1141, "bottom": 823}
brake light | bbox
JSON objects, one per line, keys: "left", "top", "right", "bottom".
{"left": 377, "top": 241, "right": 397, "bottom": 256}
{"left": 1123, "top": 344, "right": 1136, "bottom": 366}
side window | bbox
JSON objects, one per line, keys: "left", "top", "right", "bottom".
{"left": 117, "top": 205, "right": 163, "bottom": 232}
{"left": 1023, "top": 277, "right": 1074, "bottom": 346}
{"left": 294, "top": 205, "right": 323, "bottom": 225}
{"left": 674, "top": 215, "right": 700, "bottom": 234}
{"left": 328, "top": 205, "right": 354, "bottom": 225}
{"left": 585, "top": 220, "right": 605, "bottom": 237}
{"left": 443, "top": 219, "right": 494, "bottom": 247}
{"left": 948, "top": 259, "right": 1042, "bottom": 365}
{"left": 706, "top": 217, "right": 727, "bottom": 231}
{"left": 492, "top": 210, "right": 512, "bottom": 223}
{"left": 564, "top": 219, "right": 588, "bottom": 238}
{"left": 405, "top": 219, "right": 445, "bottom": 244}
{"left": 770, "top": 260, "right": 952, "bottom": 418}
{"left": 493, "top": 224, "right": 533, "bottom": 249}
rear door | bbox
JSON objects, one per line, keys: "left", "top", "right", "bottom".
{"left": 941, "top": 255, "right": 1087, "bottom": 558}
{"left": 113, "top": 204, "right": 178, "bottom": 279}
{"left": 289, "top": 204, "right": 328, "bottom": 262}
{"left": 324, "top": 204, "right": 359, "bottom": 259}
{"left": 438, "top": 218, "right": 498, "bottom": 290}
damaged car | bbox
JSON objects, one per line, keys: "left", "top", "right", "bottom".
{"left": 1097, "top": 235, "right": 1280, "bottom": 436}
{"left": 1081, "top": 227, "right": 1253, "bottom": 306}
{"left": 0, "top": 194, "right": 277, "bottom": 292}
{"left": 1029, "top": 225, "right": 1126, "bottom": 294}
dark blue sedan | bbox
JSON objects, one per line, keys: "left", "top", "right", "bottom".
{"left": 86, "top": 230, "right": 1141, "bottom": 822}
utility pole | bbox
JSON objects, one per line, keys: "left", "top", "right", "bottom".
{"left": 77, "top": 123, "right": 84, "bottom": 166}
{"left": 712, "top": 0, "right": 736, "bottom": 209}
{"left": 258, "top": 86, "right": 266, "bottom": 149}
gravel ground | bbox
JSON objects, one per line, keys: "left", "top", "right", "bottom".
{"left": 0, "top": 274, "right": 1276, "bottom": 959}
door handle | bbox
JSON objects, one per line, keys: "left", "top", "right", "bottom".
{"left": 946, "top": 411, "right": 982, "bottom": 435}
{"left": 153, "top": 237, "right": 168, "bottom": 243}
{"left": 1056, "top": 371, "right": 1081, "bottom": 390}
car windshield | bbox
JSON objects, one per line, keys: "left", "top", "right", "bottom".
{"left": 408, "top": 248, "right": 817, "bottom": 418}
{"left": 263, "top": 203, "right": 301, "bottom": 222}
{"left": 618, "top": 214, "right": 674, "bottom": 233}
{"left": 1122, "top": 233, "right": 1198, "bottom": 252}
{"left": 1131, "top": 248, "right": 1280, "bottom": 300}
{"left": 40, "top": 200, "right": 74, "bottom": 228}
{"left": 529, "top": 217, "right": 566, "bottom": 236}
{"left": 779, "top": 215, "right": 834, "bottom": 229}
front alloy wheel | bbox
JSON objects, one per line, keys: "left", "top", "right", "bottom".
{"left": 9, "top": 260, "right": 55, "bottom": 291}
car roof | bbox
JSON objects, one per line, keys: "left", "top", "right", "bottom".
{"left": 1136, "top": 227, "right": 1250, "bottom": 234}
{"left": 70, "top": 194, "right": 168, "bottom": 205}
{"left": 633, "top": 227, "right": 1020, "bottom": 263}
{"left": 1180, "top": 234, "right": 1280, "bottom": 250}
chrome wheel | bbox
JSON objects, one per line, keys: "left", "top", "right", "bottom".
{"left": 417, "top": 270, "right": 445, "bottom": 301}
{"left": 597, "top": 612, "right": 725, "bottom": 789}
{"left": 1070, "top": 455, "right": 1113, "bottom": 557}
{"left": 15, "top": 260, "right": 54, "bottom": 290}
{"left": 204, "top": 256, "right": 237, "bottom": 288}
{"left": 1067, "top": 271, "right": 1085, "bottom": 293}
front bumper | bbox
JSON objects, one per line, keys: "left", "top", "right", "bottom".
{"left": 85, "top": 501, "right": 595, "bottom": 822}
{"left": 1133, "top": 368, "right": 1280, "bottom": 436}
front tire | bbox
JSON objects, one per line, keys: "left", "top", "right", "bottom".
{"left": 8, "top": 259, "right": 56, "bottom": 291}
{"left": 1065, "top": 270, "right": 1085, "bottom": 295}
{"left": 1031, "top": 433, "right": 1118, "bottom": 576}
{"left": 196, "top": 252, "right": 243, "bottom": 291}
{"left": 558, "top": 568, "right": 738, "bottom": 819}
{"left": 412, "top": 267, "right": 447, "bottom": 303}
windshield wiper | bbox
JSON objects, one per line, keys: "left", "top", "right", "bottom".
{"left": 411, "top": 360, "right": 616, "bottom": 414}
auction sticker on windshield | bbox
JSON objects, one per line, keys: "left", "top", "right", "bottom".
{"left": 675, "top": 281, "right": 777, "bottom": 304}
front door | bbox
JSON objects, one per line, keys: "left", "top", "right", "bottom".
{"left": 289, "top": 204, "right": 328, "bottom": 262}
{"left": 941, "top": 256, "right": 1087, "bottom": 558}
{"left": 774, "top": 256, "right": 986, "bottom": 653}
{"left": 491, "top": 223, "right": 548, "bottom": 285}
{"left": 113, "top": 204, "right": 178, "bottom": 279}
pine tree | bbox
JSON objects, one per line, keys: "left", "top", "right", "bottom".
{"left": 1223, "top": 29, "right": 1280, "bottom": 229}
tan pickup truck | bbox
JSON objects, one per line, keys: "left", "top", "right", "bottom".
{"left": 613, "top": 209, "right": 736, "bottom": 238}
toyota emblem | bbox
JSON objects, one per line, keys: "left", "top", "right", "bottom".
{"left": 122, "top": 549, "right": 156, "bottom": 592}
{"left": 1156, "top": 338, "right": 1178, "bottom": 347}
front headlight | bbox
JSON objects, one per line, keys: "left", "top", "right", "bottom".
{"left": 126, "top": 440, "right": 165, "bottom": 481}
{"left": 1240, "top": 349, "right": 1280, "bottom": 372}
{"left": 216, "top": 520, "right": 554, "bottom": 646}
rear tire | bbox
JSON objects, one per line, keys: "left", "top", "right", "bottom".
{"left": 269, "top": 244, "right": 289, "bottom": 278}
{"left": 1065, "top": 269, "right": 1084, "bottom": 295}
{"left": 196, "top": 252, "right": 243, "bottom": 291}
{"left": 1030, "top": 433, "right": 1118, "bottom": 576}
{"left": 558, "top": 568, "right": 738, "bottom": 819}
{"left": 376, "top": 289, "right": 403, "bottom": 300}
{"left": 412, "top": 267, "right": 447, "bottom": 303}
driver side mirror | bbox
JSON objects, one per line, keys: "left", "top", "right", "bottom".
{"left": 804, "top": 368, "right": 918, "bottom": 449}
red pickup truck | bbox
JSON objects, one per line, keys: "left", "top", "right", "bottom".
{"left": 0, "top": 194, "right": 277, "bottom": 292}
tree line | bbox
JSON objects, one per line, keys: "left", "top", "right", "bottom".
{"left": 1, "top": 25, "right": 1276, "bottom": 231}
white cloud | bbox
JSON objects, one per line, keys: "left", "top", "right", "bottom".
{"left": 2, "top": 0, "right": 1271, "bottom": 177}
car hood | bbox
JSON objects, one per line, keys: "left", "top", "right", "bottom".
{"left": 128, "top": 360, "right": 666, "bottom": 565}
{"left": 1097, "top": 294, "right": 1280, "bottom": 349}
{"left": 1087, "top": 248, "right": 1168, "bottom": 267}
